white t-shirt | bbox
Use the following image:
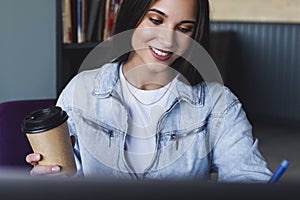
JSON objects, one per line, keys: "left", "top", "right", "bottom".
{"left": 119, "top": 65, "right": 178, "bottom": 174}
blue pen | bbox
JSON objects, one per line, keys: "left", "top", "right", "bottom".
{"left": 268, "top": 160, "right": 289, "bottom": 184}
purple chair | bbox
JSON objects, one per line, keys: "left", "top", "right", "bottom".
{"left": 0, "top": 99, "right": 56, "bottom": 170}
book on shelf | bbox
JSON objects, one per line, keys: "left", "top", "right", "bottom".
{"left": 103, "top": 0, "right": 122, "bottom": 41}
{"left": 61, "top": 0, "right": 123, "bottom": 44}
{"left": 77, "top": 0, "right": 82, "bottom": 43}
{"left": 62, "top": 0, "right": 72, "bottom": 43}
{"left": 70, "top": 0, "right": 78, "bottom": 43}
{"left": 86, "top": 0, "right": 105, "bottom": 42}
{"left": 77, "top": 0, "right": 87, "bottom": 43}
{"left": 102, "top": 0, "right": 111, "bottom": 41}
{"left": 95, "top": 0, "right": 106, "bottom": 41}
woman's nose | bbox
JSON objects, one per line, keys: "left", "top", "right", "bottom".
{"left": 158, "top": 28, "right": 176, "bottom": 48}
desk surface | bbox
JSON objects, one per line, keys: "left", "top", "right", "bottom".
{"left": 0, "top": 168, "right": 299, "bottom": 200}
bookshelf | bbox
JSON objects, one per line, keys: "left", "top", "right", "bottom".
{"left": 56, "top": 0, "right": 120, "bottom": 96}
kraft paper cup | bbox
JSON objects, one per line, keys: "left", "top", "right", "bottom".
{"left": 22, "top": 106, "right": 76, "bottom": 176}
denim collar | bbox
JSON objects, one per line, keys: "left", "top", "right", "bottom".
{"left": 93, "top": 62, "right": 120, "bottom": 97}
{"left": 93, "top": 62, "right": 205, "bottom": 106}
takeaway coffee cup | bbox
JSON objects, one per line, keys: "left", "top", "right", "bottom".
{"left": 22, "top": 106, "right": 76, "bottom": 176}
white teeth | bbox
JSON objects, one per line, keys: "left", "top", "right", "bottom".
{"left": 151, "top": 47, "right": 170, "bottom": 57}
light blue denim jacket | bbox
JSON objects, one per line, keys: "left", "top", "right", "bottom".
{"left": 56, "top": 62, "right": 273, "bottom": 182}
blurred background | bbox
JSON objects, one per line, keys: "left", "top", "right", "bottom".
{"left": 0, "top": 0, "right": 299, "bottom": 182}
{"left": 208, "top": 0, "right": 300, "bottom": 182}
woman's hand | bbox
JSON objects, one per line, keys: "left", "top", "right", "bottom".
{"left": 26, "top": 135, "right": 76, "bottom": 176}
{"left": 25, "top": 153, "right": 61, "bottom": 176}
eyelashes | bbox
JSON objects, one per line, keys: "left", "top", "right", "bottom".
{"left": 149, "top": 17, "right": 162, "bottom": 25}
{"left": 176, "top": 26, "right": 194, "bottom": 33}
{"left": 149, "top": 17, "right": 194, "bottom": 34}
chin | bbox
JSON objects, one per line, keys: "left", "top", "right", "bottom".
{"left": 147, "top": 64, "right": 170, "bottom": 73}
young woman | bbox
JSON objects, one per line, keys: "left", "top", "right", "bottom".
{"left": 26, "top": 0, "right": 273, "bottom": 182}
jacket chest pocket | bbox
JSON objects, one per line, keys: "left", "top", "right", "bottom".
{"left": 78, "top": 116, "right": 124, "bottom": 169}
{"left": 169, "top": 125, "right": 207, "bottom": 151}
{"left": 154, "top": 124, "right": 208, "bottom": 170}
{"left": 159, "top": 122, "right": 207, "bottom": 150}
{"left": 81, "top": 117, "right": 116, "bottom": 146}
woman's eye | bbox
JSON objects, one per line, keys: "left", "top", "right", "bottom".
{"left": 177, "top": 26, "right": 193, "bottom": 34}
{"left": 149, "top": 18, "right": 162, "bottom": 25}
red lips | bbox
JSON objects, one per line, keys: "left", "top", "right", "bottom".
{"left": 150, "top": 46, "right": 173, "bottom": 61}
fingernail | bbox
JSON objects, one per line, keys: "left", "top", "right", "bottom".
{"left": 51, "top": 166, "right": 60, "bottom": 173}
{"left": 34, "top": 154, "right": 40, "bottom": 160}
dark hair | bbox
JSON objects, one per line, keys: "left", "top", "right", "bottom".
{"left": 112, "top": 0, "right": 210, "bottom": 86}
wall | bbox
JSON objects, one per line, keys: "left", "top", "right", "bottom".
{"left": 210, "top": 22, "right": 300, "bottom": 127}
{"left": 209, "top": 0, "right": 300, "bottom": 23}
{"left": 208, "top": 1, "right": 300, "bottom": 127}
{"left": 0, "top": 0, "right": 56, "bottom": 103}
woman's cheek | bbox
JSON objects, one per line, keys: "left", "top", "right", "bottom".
{"left": 131, "top": 28, "right": 157, "bottom": 50}
{"left": 175, "top": 34, "right": 192, "bottom": 55}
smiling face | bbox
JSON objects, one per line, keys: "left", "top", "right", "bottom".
{"left": 124, "top": 0, "right": 197, "bottom": 75}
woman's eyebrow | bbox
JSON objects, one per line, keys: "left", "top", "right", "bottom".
{"left": 148, "top": 8, "right": 168, "bottom": 17}
{"left": 148, "top": 8, "right": 196, "bottom": 24}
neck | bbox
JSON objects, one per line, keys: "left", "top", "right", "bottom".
{"left": 122, "top": 57, "right": 177, "bottom": 90}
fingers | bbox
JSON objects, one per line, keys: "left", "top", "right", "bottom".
{"left": 26, "top": 153, "right": 61, "bottom": 176}
{"left": 25, "top": 153, "right": 41, "bottom": 165}
{"left": 30, "top": 165, "right": 61, "bottom": 176}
